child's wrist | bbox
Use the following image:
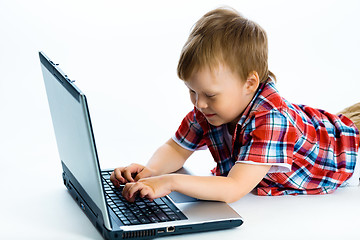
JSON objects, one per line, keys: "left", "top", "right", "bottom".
{"left": 165, "top": 174, "right": 177, "bottom": 192}
{"left": 145, "top": 165, "right": 159, "bottom": 177}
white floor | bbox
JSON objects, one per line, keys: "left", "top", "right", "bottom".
{"left": 2, "top": 151, "right": 360, "bottom": 240}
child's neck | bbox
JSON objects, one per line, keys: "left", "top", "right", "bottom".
{"left": 227, "top": 122, "right": 237, "bottom": 136}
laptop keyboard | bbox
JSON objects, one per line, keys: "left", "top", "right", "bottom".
{"left": 101, "top": 171, "right": 187, "bottom": 225}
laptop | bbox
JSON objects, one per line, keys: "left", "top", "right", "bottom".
{"left": 39, "top": 51, "right": 243, "bottom": 239}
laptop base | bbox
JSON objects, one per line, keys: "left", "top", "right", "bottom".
{"left": 62, "top": 161, "right": 243, "bottom": 240}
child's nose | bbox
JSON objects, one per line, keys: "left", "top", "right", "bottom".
{"left": 196, "top": 95, "right": 208, "bottom": 109}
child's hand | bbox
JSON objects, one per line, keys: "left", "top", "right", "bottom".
{"left": 122, "top": 175, "right": 172, "bottom": 202}
{"left": 110, "top": 163, "right": 154, "bottom": 188}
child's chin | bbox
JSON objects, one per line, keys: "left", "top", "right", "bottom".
{"left": 206, "top": 118, "right": 224, "bottom": 127}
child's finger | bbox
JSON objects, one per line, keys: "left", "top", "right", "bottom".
{"left": 122, "top": 182, "right": 137, "bottom": 201}
{"left": 128, "top": 182, "right": 144, "bottom": 200}
{"left": 139, "top": 187, "right": 154, "bottom": 199}
{"left": 122, "top": 168, "right": 135, "bottom": 182}
{"left": 111, "top": 168, "right": 125, "bottom": 186}
{"left": 126, "top": 182, "right": 150, "bottom": 202}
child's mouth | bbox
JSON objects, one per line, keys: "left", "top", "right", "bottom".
{"left": 204, "top": 113, "right": 216, "bottom": 118}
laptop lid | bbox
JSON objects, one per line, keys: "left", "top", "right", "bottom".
{"left": 39, "top": 51, "right": 112, "bottom": 230}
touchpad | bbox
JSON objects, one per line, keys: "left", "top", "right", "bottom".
{"left": 168, "top": 191, "right": 198, "bottom": 203}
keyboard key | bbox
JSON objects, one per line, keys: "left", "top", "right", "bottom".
{"left": 148, "top": 215, "right": 160, "bottom": 223}
{"left": 138, "top": 216, "right": 151, "bottom": 224}
{"left": 114, "top": 209, "right": 122, "bottom": 214}
{"left": 136, "top": 201, "right": 146, "bottom": 206}
{"left": 162, "top": 207, "right": 173, "bottom": 212}
{"left": 153, "top": 198, "right": 164, "bottom": 205}
{"left": 127, "top": 216, "right": 137, "bottom": 221}
{"left": 155, "top": 212, "right": 169, "bottom": 222}
{"left": 150, "top": 206, "right": 160, "bottom": 211}
{"left": 129, "top": 219, "right": 141, "bottom": 225}
{"left": 138, "top": 205, "right": 147, "bottom": 209}
{"left": 122, "top": 220, "right": 131, "bottom": 225}
{"left": 133, "top": 209, "right": 142, "bottom": 215}
{"left": 167, "top": 213, "right": 180, "bottom": 220}
{"left": 113, "top": 200, "right": 124, "bottom": 205}
{"left": 153, "top": 209, "right": 162, "bottom": 214}
{"left": 124, "top": 213, "right": 135, "bottom": 218}
{"left": 142, "top": 210, "right": 153, "bottom": 215}
{"left": 122, "top": 209, "right": 132, "bottom": 214}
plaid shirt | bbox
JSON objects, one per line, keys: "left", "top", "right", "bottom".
{"left": 173, "top": 80, "right": 359, "bottom": 196}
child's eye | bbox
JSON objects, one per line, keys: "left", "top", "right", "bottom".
{"left": 205, "top": 93, "right": 216, "bottom": 98}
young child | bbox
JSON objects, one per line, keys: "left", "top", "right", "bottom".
{"left": 110, "top": 7, "right": 360, "bottom": 203}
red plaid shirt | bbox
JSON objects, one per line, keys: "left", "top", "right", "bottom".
{"left": 173, "top": 80, "right": 359, "bottom": 196}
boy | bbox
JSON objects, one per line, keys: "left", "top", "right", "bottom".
{"left": 110, "top": 7, "right": 360, "bottom": 203}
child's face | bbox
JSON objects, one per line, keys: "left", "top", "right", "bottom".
{"left": 185, "top": 64, "right": 258, "bottom": 128}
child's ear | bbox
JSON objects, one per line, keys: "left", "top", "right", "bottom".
{"left": 245, "top": 71, "right": 260, "bottom": 94}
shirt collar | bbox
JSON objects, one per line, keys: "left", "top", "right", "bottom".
{"left": 236, "top": 79, "right": 269, "bottom": 128}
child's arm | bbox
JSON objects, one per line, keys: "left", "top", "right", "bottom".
{"left": 146, "top": 138, "right": 194, "bottom": 175}
{"left": 122, "top": 163, "right": 271, "bottom": 203}
{"left": 110, "top": 138, "right": 193, "bottom": 187}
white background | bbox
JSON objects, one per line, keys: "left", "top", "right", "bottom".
{"left": 1, "top": 0, "right": 360, "bottom": 239}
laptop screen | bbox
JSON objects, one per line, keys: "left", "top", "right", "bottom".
{"left": 40, "top": 52, "right": 112, "bottom": 230}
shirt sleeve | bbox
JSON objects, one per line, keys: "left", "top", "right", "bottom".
{"left": 236, "top": 109, "right": 297, "bottom": 173}
{"left": 173, "top": 110, "right": 208, "bottom": 151}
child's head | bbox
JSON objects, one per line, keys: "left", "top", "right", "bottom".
{"left": 177, "top": 7, "right": 274, "bottom": 83}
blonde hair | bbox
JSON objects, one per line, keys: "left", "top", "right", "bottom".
{"left": 177, "top": 7, "right": 275, "bottom": 83}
